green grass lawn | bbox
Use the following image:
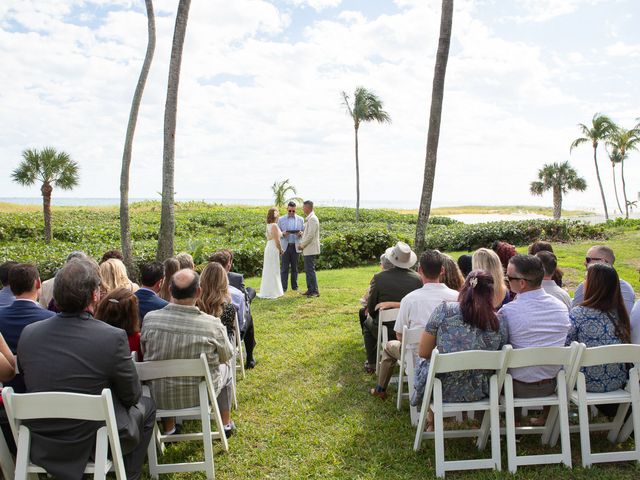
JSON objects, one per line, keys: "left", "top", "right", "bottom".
{"left": 147, "top": 230, "right": 640, "bottom": 479}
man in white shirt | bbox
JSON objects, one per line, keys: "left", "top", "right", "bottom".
{"left": 370, "top": 250, "right": 459, "bottom": 399}
{"left": 499, "top": 254, "right": 570, "bottom": 423}
{"left": 536, "top": 251, "right": 571, "bottom": 310}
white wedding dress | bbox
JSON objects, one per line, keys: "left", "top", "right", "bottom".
{"left": 257, "top": 223, "right": 284, "bottom": 299}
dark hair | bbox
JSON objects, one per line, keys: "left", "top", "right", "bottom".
{"left": 8, "top": 263, "right": 39, "bottom": 296}
{"left": 100, "top": 250, "right": 124, "bottom": 264}
{"left": 582, "top": 264, "right": 630, "bottom": 343}
{"left": 535, "top": 251, "right": 557, "bottom": 276}
{"left": 267, "top": 207, "right": 278, "bottom": 224}
{"left": 528, "top": 241, "right": 554, "bottom": 255}
{"left": 54, "top": 259, "right": 101, "bottom": 312}
{"left": 491, "top": 241, "right": 517, "bottom": 270}
{"left": 287, "top": 201, "right": 296, "bottom": 208}
{"left": 140, "top": 261, "right": 164, "bottom": 287}
{"left": 419, "top": 250, "right": 443, "bottom": 279}
{"left": 208, "top": 250, "right": 231, "bottom": 267}
{"left": 170, "top": 270, "right": 200, "bottom": 300}
{"left": 509, "top": 254, "right": 544, "bottom": 287}
{"left": 303, "top": 200, "right": 314, "bottom": 208}
{"left": 458, "top": 270, "right": 499, "bottom": 331}
{"left": 457, "top": 254, "right": 472, "bottom": 277}
{"left": 0, "top": 261, "right": 18, "bottom": 286}
{"left": 95, "top": 287, "right": 140, "bottom": 336}
{"left": 159, "top": 258, "right": 180, "bottom": 301}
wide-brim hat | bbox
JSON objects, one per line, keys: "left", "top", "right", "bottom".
{"left": 385, "top": 241, "right": 417, "bottom": 269}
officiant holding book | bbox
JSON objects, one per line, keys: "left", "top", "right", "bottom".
{"left": 278, "top": 201, "right": 304, "bottom": 292}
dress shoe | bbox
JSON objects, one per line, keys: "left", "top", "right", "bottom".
{"left": 306, "top": 291, "right": 320, "bottom": 298}
{"left": 300, "top": 290, "right": 309, "bottom": 296}
{"left": 224, "top": 421, "right": 236, "bottom": 438}
{"left": 245, "top": 359, "right": 257, "bottom": 369}
{"left": 370, "top": 388, "right": 387, "bottom": 400}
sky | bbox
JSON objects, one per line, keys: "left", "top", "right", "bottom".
{"left": 0, "top": 0, "right": 639, "bottom": 211}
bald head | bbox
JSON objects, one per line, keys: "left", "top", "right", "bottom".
{"left": 170, "top": 268, "right": 200, "bottom": 302}
{"left": 585, "top": 245, "right": 615, "bottom": 268}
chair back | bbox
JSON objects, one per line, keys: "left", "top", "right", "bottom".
{"left": 579, "top": 343, "right": 640, "bottom": 368}
{"left": 505, "top": 344, "right": 577, "bottom": 370}
{"left": 379, "top": 308, "right": 400, "bottom": 324}
{"left": 401, "top": 326, "right": 423, "bottom": 350}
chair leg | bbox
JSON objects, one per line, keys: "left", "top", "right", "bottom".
{"left": 577, "top": 397, "right": 592, "bottom": 467}
{"left": 606, "top": 403, "right": 629, "bottom": 443}
{"left": 375, "top": 323, "right": 382, "bottom": 376}
{"left": 504, "top": 376, "right": 518, "bottom": 474}
{"left": 14, "top": 426, "right": 31, "bottom": 480}
{"left": 490, "top": 375, "right": 501, "bottom": 472}
{"left": 147, "top": 422, "right": 160, "bottom": 479}
{"left": 200, "top": 383, "right": 215, "bottom": 480}
{"left": 541, "top": 405, "right": 558, "bottom": 445}
{"left": 433, "top": 383, "right": 445, "bottom": 478}
{"left": 396, "top": 362, "right": 404, "bottom": 411}
{"left": 93, "top": 427, "right": 109, "bottom": 480}
{"left": 0, "top": 427, "right": 15, "bottom": 480}
{"left": 476, "top": 410, "right": 490, "bottom": 450}
{"left": 556, "top": 385, "right": 572, "bottom": 468}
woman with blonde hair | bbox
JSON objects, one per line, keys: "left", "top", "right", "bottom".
{"left": 472, "top": 248, "right": 511, "bottom": 309}
{"left": 99, "top": 258, "right": 139, "bottom": 295}
{"left": 197, "top": 262, "right": 236, "bottom": 341}
{"left": 440, "top": 254, "right": 465, "bottom": 291}
{"left": 257, "top": 207, "right": 284, "bottom": 299}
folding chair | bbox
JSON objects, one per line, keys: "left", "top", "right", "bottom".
{"left": 233, "top": 313, "right": 245, "bottom": 380}
{"left": 413, "top": 347, "right": 511, "bottom": 478}
{"left": 568, "top": 344, "right": 640, "bottom": 467}
{"left": 375, "top": 308, "right": 399, "bottom": 376}
{"left": 0, "top": 408, "right": 15, "bottom": 480}
{"left": 134, "top": 353, "right": 228, "bottom": 480}
{"left": 396, "top": 326, "right": 423, "bottom": 425}
{"left": 2, "top": 387, "right": 126, "bottom": 480}
{"left": 502, "top": 344, "right": 580, "bottom": 473}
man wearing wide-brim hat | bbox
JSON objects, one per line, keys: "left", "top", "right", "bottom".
{"left": 362, "top": 242, "right": 422, "bottom": 374}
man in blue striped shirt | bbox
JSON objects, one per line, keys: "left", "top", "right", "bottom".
{"left": 278, "top": 201, "right": 304, "bottom": 292}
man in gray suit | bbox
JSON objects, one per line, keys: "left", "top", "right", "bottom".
{"left": 17, "top": 258, "right": 155, "bottom": 480}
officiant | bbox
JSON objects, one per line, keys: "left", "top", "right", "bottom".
{"left": 278, "top": 201, "right": 305, "bottom": 292}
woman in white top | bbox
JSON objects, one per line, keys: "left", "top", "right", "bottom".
{"left": 258, "top": 207, "right": 284, "bottom": 299}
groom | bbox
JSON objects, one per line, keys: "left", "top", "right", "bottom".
{"left": 298, "top": 200, "right": 320, "bottom": 297}
{"left": 278, "top": 201, "right": 304, "bottom": 292}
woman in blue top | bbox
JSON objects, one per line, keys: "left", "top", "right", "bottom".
{"left": 566, "top": 263, "right": 631, "bottom": 418}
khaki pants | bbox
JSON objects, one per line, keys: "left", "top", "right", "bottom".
{"left": 378, "top": 340, "right": 402, "bottom": 389}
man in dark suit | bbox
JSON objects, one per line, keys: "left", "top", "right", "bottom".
{"left": 209, "top": 250, "right": 258, "bottom": 369}
{"left": 134, "top": 261, "right": 168, "bottom": 324}
{"left": 17, "top": 258, "right": 155, "bottom": 480}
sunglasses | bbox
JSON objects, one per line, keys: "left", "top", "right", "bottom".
{"left": 506, "top": 275, "right": 529, "bottom": 283}
{"left": 288, "top": 209, "right": 295, "bottom": 213}
{"left": 585, "top": 257, "right": 605, "bottom": 264}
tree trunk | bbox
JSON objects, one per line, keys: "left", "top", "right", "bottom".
{"left": 552, "top": 185, "right": 562, "bottom": 220}
{"left": 354, "top": 123, "right": 360, "bottom": 223}
{"left": 611, "top": 162, "right": 623, "bottom": 215}
{"left": 41, "top": 182, "right": 53, "bottom": 243}
{"left": 593, "top": 146, "right": 609, "bottom": 220}
{"left": 415, "top": 0, "right": 453, "bottom": 254}
{"left": 121, "top": 0, "right": 155, "bottom": 274}
{"left": 157, "top": 0, "right": 191, "bottom": 261}
{"left": 621, "top": 155, "right": 629, "bottom": 219}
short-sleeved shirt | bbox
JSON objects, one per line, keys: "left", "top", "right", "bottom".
{"left": 566, "top": 306, "right": 628, "bottom": 392}
{"left": 423, "top": 302, "right": 506, "bottom": 402}
{"left": 394, "top": 283, "right": 459, "bottom": 336}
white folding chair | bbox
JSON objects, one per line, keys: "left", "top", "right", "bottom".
{"left": 413, "top": 347, "right": 511, "bottom": 478}
{"left": 396, "top": 326, "right": 423, "bottom": 425}
{"left": 2, "top": 387, "right": 126, "bottom": 480}
{"left": 233, "top": 313, "right": 245, "bottom": 380}
{"left": 134, "top": 353, "right": 229, "bottom": 480}
{"left": 568, "top": 344, "right": 640, "bottom": 467}
{"left": 0, "top": 406, "right": 16, "bottom": 480}
{"left": 502, "top": 344, "right": 580, "bottom": 473}
{"left": 375, "top": 308, "right": 400, "bottom": 376}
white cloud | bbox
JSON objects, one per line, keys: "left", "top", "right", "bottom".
{"left": 606, "top": 41, "right": 640, "bottom": 57}
{"left": 287, "top": 0, "right": 342, "bottom": 12}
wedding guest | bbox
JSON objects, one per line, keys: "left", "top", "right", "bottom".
{"left": 38, "top": 251, "right": 88, "bottom": 308}
{"left": 440, "top": 254, "right": 465, "bottom": 291}
{"left": 299, "top": 200, "right": 321, "bottom": 297}
{"left": 632, "top": 300, "right": 640, "bottom": 344}
{"left": 159, "top": 257, "right": 180, "bottom": 301}
{"left": 0, "top": 332, "right": 14, "bottom": 382}
{"left": 197, "top": 262, "right": 236, "bottom": 342}
{"left": 359, "top": 254, "right": 395, "bottom": 333}
{"left": 492, "top": 240, "right": 517, "bottom": 271}
{"left": 371, "top": 250, "right": 459, "bottom": 399}
{"left": 99, "top": 249, "right": 124, "bottom": 264}
{"left": 566, "top": 263, "right": 630, "bottom": 417}
{"left": 95, "top": 287, "right": 142, "bottom": 358}
{"left": 134, "top": 261, "right": 168, "bottom": 323}
{"left": 536, "top": 251, "right": 571, "bottom": 310}
{"left": 411, "top": 271, "right": 507, "bottom": 429}
{"left": 142, "top": 269, "right": 235, "bottom": 437}
{"left": 176, "top": 252, "right": 195, "bottom": 270}
{"left": 498, "top": 254, "right": 570, "bottom": 424}
{"left": 0, "top": 261, "right": 18, "bottom": 307}
{"left": 18, "top": 258, "right": 155, "bottom": 479}
{"left": 99, "top": 258, "right": 139, "bottom": 295}
{"left": 278, "top": 201, "right": 304, "bottom": 292}
{"left": 457, "top": 254, "right": 473, "bottom": 278}
{"left": 528, "top": 240, "right": 563, "bottom": 286}
{"left": 572, "top": 245, "right": 635, "bottom": 314}
{"left": 472, "top": 248, "right": 511, "bottom": 309}
{"left": 361, "top": 242, "right": 422, "bottom": 374}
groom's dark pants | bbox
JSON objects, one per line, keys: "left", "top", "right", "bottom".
{"left": 303, "top": 254, "right": 319, "bottom": 294}
{"left": 280, "top": 243, "right": 299, "bottom": 291}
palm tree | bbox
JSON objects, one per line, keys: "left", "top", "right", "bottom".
{"left": 120, "top": 0, "right": 155, "bottom": 273}
{"left": 570, "top": 113, "right": 616, "bottom": 220}
{"left": 414, "top": 0, "right": 454, "bottom": 254}
{"left": 341, "top": 87, "right": 391, "bottom": 222}
{"left": 530, "top": 161, "right": 587, "bottom": 220}
{"left": 157, "top": 0, "right": 191, "bottom": 261}
{"left": 11, "top": 147, "right": 79, "bottom": 243}
{"left": 606, "top": 145, "right": 625, "bottom": 215}
{"left": 271, "top": 179, "right": 302, "bottom": 207}
{"left": 607, "top": 126, "right": 640, "bottom": 219}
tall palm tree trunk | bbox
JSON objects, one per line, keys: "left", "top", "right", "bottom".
{"left": 415, "top": 0, "right": 453, "bottom": 254}
{"left": 354, "top": 123, "right": 360, "bottom": 223}
{"left": 157, "top": 0, "right": 191, "bottom": 261}
{"left": 611, "top": 163, "right": 623, "bottom": 215}
{"left": 41, "top": 182, "right": 53, "bottom": 243}
{"left": 121, "top": 0, "right": 155, "bottom": 273}
{"left": 592, "top": 147, "right": 609, "bottom": 220}
{"left": 621, "top": 156, "right": 629, "bottom": 219}
{"left": 552, "top": 185, "right": 562, "bottom": 220}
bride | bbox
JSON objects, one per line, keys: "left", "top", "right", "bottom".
{"left": 257, "top": 207, "right": 284, "bottom": 299}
